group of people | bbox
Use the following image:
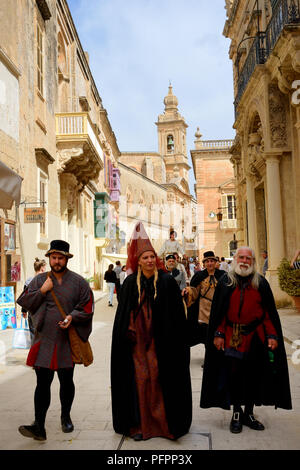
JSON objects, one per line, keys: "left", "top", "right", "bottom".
{"left": 16, "top": 227, "right": 294, "bottom": 444}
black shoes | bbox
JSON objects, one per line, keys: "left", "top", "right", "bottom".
{"left": 230, "top": 410, "right": 265, "bottom": 433}
{"left": 132, "top": 433, "right": 143, "bottom": 441}
{"left": 61, "top": 415, "right": 74, "bottom": 433}
{"left": 243, "top": 413, "right": 265, "bottom": 431}
{"left": 19, "top": 416, "right": 74, "bottom": 440}
{"left": 230, "top": 411, "right": 243, "bottom": 433}
{"left": 18, "top": 422, "right": 47, "bottom": 441}
{"left": 108, "top": 303, "right": 113, "bottom": 307}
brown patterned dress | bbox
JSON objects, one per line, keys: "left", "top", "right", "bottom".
{"left": 128, "top": 290, "right": 174, "bottom": 440}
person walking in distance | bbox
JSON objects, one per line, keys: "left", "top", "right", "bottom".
{"left": 114, "top": 261, "right": 122, "bottom": 302}
{"left": 104, "top": 264, "right": 117, "bottom": 307}
{"left": 17, "top": 240, "right": 94, "bottom": 441}
{"left": 21, "top": 258, "right": 47, "bottom": 340}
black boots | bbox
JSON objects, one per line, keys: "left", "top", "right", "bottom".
{"left": 61, "top": 415, "right": 74, "bottom": 433}
{"left": 230, "top": 408, "right": 265, "bottom": 433}
{"left": 243, "top": 413, "right": 265, "bottom": 431}
{"left": 230, "top": 411, "right": 243, "bottom": 433}
{"left": 18, "top": 422, "right": 47, "bottom": 441}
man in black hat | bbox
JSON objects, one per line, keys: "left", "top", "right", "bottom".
{"left": 183, "top": 251, "right": 225, "bottom": 348}
{"left": 17, "top": 240, "right": 94, "bottom": 441}
{"left": 165, "top": 254, "right": 186, "bottom": 290}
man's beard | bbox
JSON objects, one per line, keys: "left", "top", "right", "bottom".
{"left": 234, "top": 262, "right": 254, "bottom": 277}
{"left": 51, "top": 263, "right": 67, "bottom": 273}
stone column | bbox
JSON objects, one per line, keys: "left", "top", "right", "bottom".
{"left": 265, "top": 153, "right": 285, "bottom": 271}
{"left": 245, "top": 175, "right": 257, "bottom": 249}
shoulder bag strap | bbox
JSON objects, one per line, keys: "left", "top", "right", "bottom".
{"left": 47, "top": 271, "right": 67, "bottom": 320}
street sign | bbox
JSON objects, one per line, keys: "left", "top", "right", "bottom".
{"left": 24, "top": 207, "right": 45, "bottom": 223}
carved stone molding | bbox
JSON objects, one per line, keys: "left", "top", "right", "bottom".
{"left": 59, "top": 173, "right": 82, "bottom": 213}
{"left": 57, "top": 144, "right": 101, "bottom": 186}
{"left": 268, "top": 85, "right": 288, "bottom": 148}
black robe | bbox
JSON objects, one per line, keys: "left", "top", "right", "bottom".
{"left": 110, "top": 270, "right": 192, "bottom": 439}
{"left": 187, "top": 269, "right": 226, "bottom": 347}
{"left": 200, "top": 273, "right": 292, "bottom": 410}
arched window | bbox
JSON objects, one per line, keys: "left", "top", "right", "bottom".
{"left": 167, "top": 134, "right": 174, "bottom": 152}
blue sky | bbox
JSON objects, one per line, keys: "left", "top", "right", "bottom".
{"left": 68, "top": 0, "right": 235, "bottom": 195}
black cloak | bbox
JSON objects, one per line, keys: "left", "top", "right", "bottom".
{"left": 200, "top": 273, "right": 292, "bottom": 410}
{"left": 187, "top": 269, "right": 226, "bottom": 346}
{"left": 110, "top": 270, "right": 192, "bottom": 439}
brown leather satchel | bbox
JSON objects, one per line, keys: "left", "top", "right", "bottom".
{"left": 48, "top": 274, "right": 93, "bottom": 367}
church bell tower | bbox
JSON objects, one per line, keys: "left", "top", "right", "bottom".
{"left": 156, "top": 85, "right": 190, "bottom": 194}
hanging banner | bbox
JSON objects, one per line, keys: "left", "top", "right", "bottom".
{"left": 0, "top": 286, "right": 16, "bottom": 330}
{"left": 24, "top": 207, "right": 45, "bottom": 223}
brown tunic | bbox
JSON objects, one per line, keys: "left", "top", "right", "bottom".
{"left": 128, "top": 292, "right": 174, "bottom": 440}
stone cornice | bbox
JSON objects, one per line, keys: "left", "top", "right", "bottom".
{"left": 0, "top": 46, "right": 21, "bottom": 78}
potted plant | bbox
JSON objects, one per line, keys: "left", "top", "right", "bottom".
{"left": 277, "top": 258, "right": 300, "bottom": 312}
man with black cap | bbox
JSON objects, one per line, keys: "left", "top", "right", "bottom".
{"left": 183, "top": 251, "right": 225, "bottom": 348}
{"left": 17, "top": 240, "right": 94, "bottom": 441}
{"left": 165, "top": 254, "right": 186, "bottom": 290}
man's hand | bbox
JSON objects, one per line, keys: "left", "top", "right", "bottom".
{"left": 40, "top": 276, "right": 53, "bottom": 295}
{"left": 182, "top": 287, "right": 190, "bottom": 297}
{"left": 58, "top": 315, "right": 72, "bottom": 329}
{"left": 268, "top": 338, "right": 278, "bottom": 351}
{"left": 214, "top": 337, "right": 225, "bottom": 351}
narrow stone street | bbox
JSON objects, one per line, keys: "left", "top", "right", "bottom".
{"left": 0, "top": 292, "right": 299, "bottom": 452}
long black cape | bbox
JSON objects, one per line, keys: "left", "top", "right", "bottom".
{"left": 110, "top": 270, "right": 192, "bottom": 439}
{"left": 187, "top": 269, "right": 226, "bottom": 346}
{"left": 200, "top": 273, "right": 292, "bottom": 410}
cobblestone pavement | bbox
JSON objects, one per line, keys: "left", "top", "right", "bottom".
{"left": 0, "top": 293, "right": 299, "bottom": 452}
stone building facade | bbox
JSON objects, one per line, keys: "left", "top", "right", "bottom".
{"left": 191, "top": 130, "right": 236, "bottom": 260}
{"left": 0, "top": 0, "right": 120, "bottom": 294}
{"left": 224, "top": 0, "right": 300, "bottom": 300}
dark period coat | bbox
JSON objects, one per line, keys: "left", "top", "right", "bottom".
{"left": 17, "top": 270, "right": 94, "bottom": 369}
{"left": 200, "top": 273, "right": 292, "bottom": 410}
{"left": 111, "top": 270, "right": 192, "bottom": 439}
{"left": 187, "top": 268, "right": 225, "bottom": 346}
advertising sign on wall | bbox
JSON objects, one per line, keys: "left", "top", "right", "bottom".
{"left": 0, "top": 286, "right": 16, "bottom": 330}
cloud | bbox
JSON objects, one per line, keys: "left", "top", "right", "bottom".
{"left": 68, "top": 0, "right": 235, "bottom": 192}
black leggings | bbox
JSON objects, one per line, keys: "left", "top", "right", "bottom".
{"left": 34, "top": 367, "right": 75, "bottom": 426}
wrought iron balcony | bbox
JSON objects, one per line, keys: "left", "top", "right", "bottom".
{"left": 234, "top": 0, "right": 300, "bottom": 119}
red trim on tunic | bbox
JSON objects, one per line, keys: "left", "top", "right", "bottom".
{"left": 83, "top": 292, "right": 93, "bottom": 314}
{"left": 26, "top": 342, "right": 61, "bottom": 370}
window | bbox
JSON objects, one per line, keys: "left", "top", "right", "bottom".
{"left": 167, "top": 134, "right": 174, "bottom": 152}
{"left": 37, "top": 23, "right": 44, "bottom": 95}
{"left": 227, "top": 195, "right": 236, "bottom": 220}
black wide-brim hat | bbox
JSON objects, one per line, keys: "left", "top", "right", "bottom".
{"left": 202, "top": 250, "right": 217, "bottom": 262}
{"left": 45, "top": 240, "right": 73, "bottom": 258}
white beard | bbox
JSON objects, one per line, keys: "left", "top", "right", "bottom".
{"left": 234, "top": 262, "right": 254, "bottom": 277}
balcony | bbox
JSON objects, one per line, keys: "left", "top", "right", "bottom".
{"left": 234, "top": 0, "right": 300, "bottom": 118}
{"left": 56, "top": 113, "right": 104, "bottom": 186}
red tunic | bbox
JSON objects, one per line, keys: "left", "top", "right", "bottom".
{"left": 216, "top": 284, "right": 277, "bottom": 355}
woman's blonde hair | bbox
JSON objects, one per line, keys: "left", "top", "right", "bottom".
{"left": 137, "top": 265, "right": 158, "bottom": 305}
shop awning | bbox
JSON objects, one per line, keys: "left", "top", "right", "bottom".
{"left": 0, "top": 160, "right": 22, "bottom": 209}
